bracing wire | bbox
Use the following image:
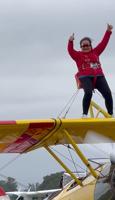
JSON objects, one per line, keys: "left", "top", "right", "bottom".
{"left": 63, "top": 144, "right": 88, "bottom": 173}
{"left": 88, "top": 158, "right": 109, "bottom": 166}
{"left": 50, "top": 147, "right": 86, "bottom": 172}
{"left": 67, "top": 145, "right": 80, "bottom": 177}
{"left": 0, "top": 154, "right": 22, "bottom": 172}
{"left": 95, "top": 90, "right": 115, "bottom": 154}
{"left": 64, "top": 143, "right": 109, "bottom": 170}
{"left": 55, "top": 88, "right": 115, "bottom": 178}
{"left": 57, "top": 89, "right": 79, "bottom": 118}
{"left": 63, "top": 135, "right": 82, "bottom": 177}
{"left": 83, "top": 144, "right": 109, "bottom": 158}
{"left": 0, "top": 154, "right": 28, "bottom": 188}
{"left": 64, "top": 143, "right": 109, "bottom": 160}
{"left": 91, "top": 144, "right": 110, "bottom": 158}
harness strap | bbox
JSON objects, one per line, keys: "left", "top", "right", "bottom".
{"left": 75, "top": 76, "right": 97, "bottom": 89}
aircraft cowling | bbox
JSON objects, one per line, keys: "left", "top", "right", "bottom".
{"left": 0, "top": 187, "right": 10, "bottom": 200}
{"left": 94, "top": 162, "right": 115, "bottom": 200}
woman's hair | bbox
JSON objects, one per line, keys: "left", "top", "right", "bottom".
{"left": 80, "top": 37, "right": 92, "bottom": 47}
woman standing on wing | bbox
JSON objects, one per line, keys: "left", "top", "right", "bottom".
{"left": 68, "top": 24, "right": 114, "bottom": 118}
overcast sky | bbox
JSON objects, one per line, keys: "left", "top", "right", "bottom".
{"left": 0, "top": 0, "right": 115, "bottom": 187}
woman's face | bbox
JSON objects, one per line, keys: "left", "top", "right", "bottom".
{"left": 80, "top": 39, "right": 92, "bottom": 52}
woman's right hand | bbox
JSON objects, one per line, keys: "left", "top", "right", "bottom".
{"left": 69, "top": 33, "right": 74, "bottom": 41}
{"left": 107, "top": 24, "right": 113, "bottom": 32}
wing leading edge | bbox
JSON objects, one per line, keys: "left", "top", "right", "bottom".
{"left": 0, "top": 118, "right": 115, "bottom": 153}
{"left": 6, "top": 188, "right": 62, "bottom": 197}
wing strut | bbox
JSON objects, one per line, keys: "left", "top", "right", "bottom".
{"left": 90, "top": 101, "right": 111, "bottom": 118}
{"left": 63, "top": 129, "right": 98, "bottom": 179}
{"left": 45, "top": 146, "right": 83, "bottom": 186}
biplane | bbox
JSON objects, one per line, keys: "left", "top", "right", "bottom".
{"left": 0, "top": 100, "right": 115, "bottom": 200}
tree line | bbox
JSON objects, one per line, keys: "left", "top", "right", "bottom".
{"left": 0, "top": 171, "right": 63, "bottom": 192}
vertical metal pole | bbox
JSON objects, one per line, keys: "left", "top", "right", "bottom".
{"left": 89, "top": 104, "right": 94, "bottom": 118}
{"left": 90, "top": 101, "right": 111, "bottom": 118}
{"left": 45, "top": 146, "right": 83, "bottom": 186}
{"left": 63, "top": 129, "right": 98, "bottom": 179}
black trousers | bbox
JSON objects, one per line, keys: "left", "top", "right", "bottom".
{"left": 79, "top": 76, "right": 113, "bottom": 115}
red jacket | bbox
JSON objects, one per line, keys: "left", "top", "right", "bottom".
{"left": 68, "top": 30, "right": 112, "bottom": 80}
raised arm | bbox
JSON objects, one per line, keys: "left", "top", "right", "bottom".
{"left": 67, "top": 33, "right": 79, "bottom": 60}
{"left": 93, "top": 24, "right": 113, "bottom": 55}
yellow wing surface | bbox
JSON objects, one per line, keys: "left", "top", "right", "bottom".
{"left": 0, "top": 118, "right": 115, "bottom": 153}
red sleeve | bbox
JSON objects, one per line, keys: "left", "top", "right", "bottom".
{"left": 67, "top": 40, "right": 79, "bottom": 60}
{"left": 93, "top": 30, "right": 112, "bottom": 55}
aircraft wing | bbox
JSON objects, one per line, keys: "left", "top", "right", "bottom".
{"left": 0, "top": 118, "right": 115, "bottom": 153}
{"left": 6, "top": 189, "right": 61, "bottom": 197}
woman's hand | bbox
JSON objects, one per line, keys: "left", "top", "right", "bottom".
{"left": 69, "top": 33, "right": 74, "bottom": 41}
{"left": 107, "top": 24, "right": 113, "bottom": 32}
